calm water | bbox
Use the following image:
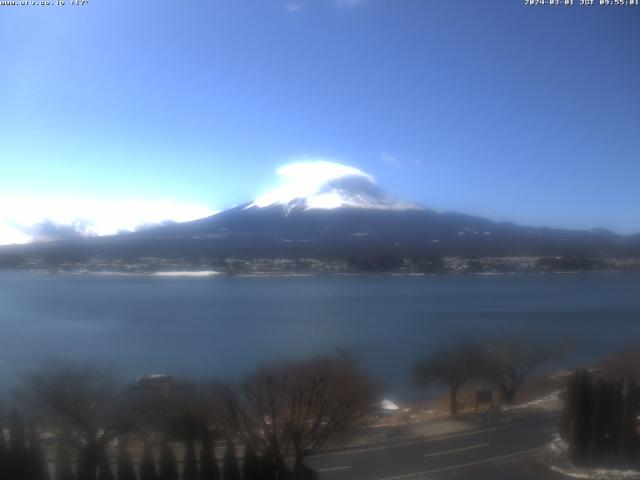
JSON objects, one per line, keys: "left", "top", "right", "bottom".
{"left": 1, "top": 272, "right": 639, "bottom": 397}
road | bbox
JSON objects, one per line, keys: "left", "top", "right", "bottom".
{"left": 307, "top": 414, "right": 565, "bottom": 480}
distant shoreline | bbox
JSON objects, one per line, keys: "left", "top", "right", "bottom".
{"left": 2, "top": 268, "right": 639, "bottom": 278}
{"left": 2, "top": 254, "right": 640, "bottom": 277}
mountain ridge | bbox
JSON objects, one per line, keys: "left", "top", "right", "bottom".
{"left": 1, "top": 163, "right": 639, "bottom": 264}
{"left": 1, "top": 203, "right": 638, "bottom": 264}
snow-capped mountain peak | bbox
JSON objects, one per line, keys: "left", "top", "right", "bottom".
{"left": 246, "top": 160, "right": 423, "bottom": 213}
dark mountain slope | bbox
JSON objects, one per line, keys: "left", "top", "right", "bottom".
{"left": 0, "top": 204, "right": 637, "bottom": 263}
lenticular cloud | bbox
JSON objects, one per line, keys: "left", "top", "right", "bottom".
{"left": 251, "top": 160, "right": 375, "bottom": 208}
{"left": 249, "top": 159, "right": 422, "bottom": 212}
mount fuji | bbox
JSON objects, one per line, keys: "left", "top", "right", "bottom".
{"left": 0, "top": 161, "right": 638, "bottom": 264}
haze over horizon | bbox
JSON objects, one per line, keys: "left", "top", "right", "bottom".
{"left": 1, "top": 1, "right": 639, "bottom": 244}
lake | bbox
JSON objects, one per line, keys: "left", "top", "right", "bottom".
{"left": 1, "top": 272, "right": 639, "bottom": 398}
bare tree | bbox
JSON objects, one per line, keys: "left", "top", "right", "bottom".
{"left": 223, "top": 352, "right": 379, "bottom": 477}
{"left": 413, "top": 339, "right": 486, "bottom": 415}
{"left": 482, "top": 337, "right": 558, "bottom": 404}
{"left": 130, "top": 379, "right": 222, "bottom": 443}
{"left": 20, "top": 364, "right": 138, "bottom": 480}
{"left": 599, "top": 342, "right": 640, "bottom": 381}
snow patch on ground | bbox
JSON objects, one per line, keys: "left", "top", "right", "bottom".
{"left": 381, "top": 399, "right": 400, "bottom": 411}
{"left": 544, "top": 435, "right": 640, "bottom": 479}
{"left": 503, "top": 390, "right": 561, "bottom": 411}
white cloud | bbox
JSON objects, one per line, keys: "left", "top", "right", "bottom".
{"left": 0, "top": 196, "right": 216, "bottom": 246}
{"left": 251, "top": 159, "right": 374, "bottom": 208}
{"left": 381, "top": 151, "right": 401, "bottom": 167}
{"left": 284, "top": 2, "right": 303, "bottom": 12}
{"left": 381, "top": 152, "right": 424, "bottom": 168}
{"left": 285, "top": 0, "right": 363, "bottom": 12}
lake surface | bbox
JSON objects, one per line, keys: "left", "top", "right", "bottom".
{"left": 1, "top": 272, "right": 639, "bottom": 398}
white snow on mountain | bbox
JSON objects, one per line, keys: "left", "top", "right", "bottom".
{"left": 248, "top": 160, "right": 423, "bottom": 213}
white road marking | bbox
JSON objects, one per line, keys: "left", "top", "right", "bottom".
{"left": 423, "top": 443, "right": 488, "bottom": 458}
{"left": 311, "top": 445, "right": 388, "bottom": 458}
{"left": 310, "top": 414, "right": 558, "bottom": 459}
{"left": 416, "top": 426, "right": 500, "bottom": 444}
{"left": 374, "top": 447, "right": 542, "bottom": 480}
{"left": 375, "top": 413, "right": 560, "bottom": 450}
{"left": 310, "top": 427, "right": 499, "bottom": 459}
{"left": 318, "top": 466, "right": 352, "bottom": 472}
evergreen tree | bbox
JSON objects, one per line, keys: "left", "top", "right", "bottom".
{"left": 258, "top": 450, "right": 290, "bottom": 480}
{"left": 28, "top": 425, "right": 51, "bottom": 480}
{"left": 258, "top": 453, "right": 277, "bottom": 480}
{"left": 273, "top": 456, "right": 291, "bottom": 480}
{"left": 241, "top": 444, "right": 259, "bottom": 480}
{"left": 8, "top": 410, "right": 30, "bottom": 480}
{"left": 182, "top": 440, "right": 198, "bottom": 480}
{"left": 588, "top": 377, "right": 607, "bottom": 461}
{"left": 559, "top": 371, "right": 577, "bottom": 441}
{"left": 139, "top": 442, "right": 157, "bottom": 480}
{"left": 198, "top": 431, "right": 219, "bottom": 480}
{"left": 562, "top": 370, "right": 640, "bottom": 465}
{"left": 222, "top": 439, "right": 240, "bottom": 480}
{"left": 77, "top": 445, "right": 102, "bottom": 480}
{"left": 569, "top": 369, "right": 592, "bottom": 463}
{"left": 619, "top": 378, "right": 639, "bottom": 460}
{"left": 158, "top": 441, "right": 178, "bottom": 480}
{"left": 116, "top": 440, "right": 137, "bottom": 480}
{"left": 76, "top": 453, "right": 90, "bottom": 480}
{"left": 97, "top": 452, "right": 114, "bottom": 480}
{"left": 0, "top": 417, "right": 9, "bottom": 479}
{"left": 54, "top": 441, "right": 75, "bottom": 480}
{"left": 607, "top": 378, "right": 623, "bottom": 457}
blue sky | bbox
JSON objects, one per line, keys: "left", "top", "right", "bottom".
{"left": 0, "top": 0, "right": 639, "bottom": 243}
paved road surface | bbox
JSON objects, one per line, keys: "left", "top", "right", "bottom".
{"left": 308, "top": 414, "right": 564, "bottom": 480}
